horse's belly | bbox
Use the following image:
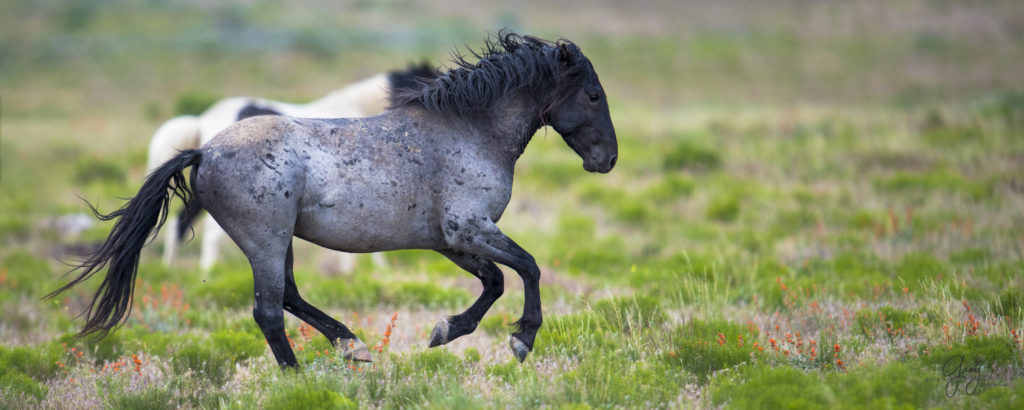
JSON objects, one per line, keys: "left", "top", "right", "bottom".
{"left": 294, "top": 200, "right": 444, "bottom": 252}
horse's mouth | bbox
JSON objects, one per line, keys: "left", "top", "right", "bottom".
{"left": 583, "top": 158, "right": 614, "bottom": 174}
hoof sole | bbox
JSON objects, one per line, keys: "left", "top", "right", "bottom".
{"left": 509, "top": 336, "right": 531, "bottom": 363}
{"left": 428, "top": 319, "right": 450, "bottom": 348}
{"left": 341, "top": 339, "right": 373, "bottom": 362}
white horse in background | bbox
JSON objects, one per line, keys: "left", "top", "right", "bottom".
{"left": 147, "top": 64, "right": 436, "bottom": 274}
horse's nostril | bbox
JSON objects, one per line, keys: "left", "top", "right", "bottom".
{"left": 609, "top": 154, "right": 618, "bottom": 168}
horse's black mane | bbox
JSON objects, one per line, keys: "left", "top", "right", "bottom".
{"left": 391, "top": 30, "right": 591, "bottom": 118}
{"left": 386, "top": 61, "right": 439, "bottom": 95}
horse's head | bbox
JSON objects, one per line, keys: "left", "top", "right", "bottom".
{"left": 545, "top": 43, "right": 618, "bottom": 174}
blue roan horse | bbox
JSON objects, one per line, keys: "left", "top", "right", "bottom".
{"left": 51, "top": 31, "right": 618, "bottom": 366}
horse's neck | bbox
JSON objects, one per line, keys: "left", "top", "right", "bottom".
{"left": 483, "top": 95, "right": 545, "bottom": 161}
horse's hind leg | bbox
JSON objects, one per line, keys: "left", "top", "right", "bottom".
{"left": 245, "top": 244, "right": 298, "bottom": 368}
{"left": 282, "top": 243, "right": 372, "bottom": 361}
{"left": 428, "top": 249, "right": 504, "bottom": 347}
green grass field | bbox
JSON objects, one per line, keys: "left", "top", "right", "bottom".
{"left": 2, "top": 0, "right": 1024, "bottom": 408}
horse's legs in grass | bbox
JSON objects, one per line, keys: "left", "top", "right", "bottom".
{"left": 444, "top": 218, "right": 542, "bottom": 362}
{"left": 428, "top": 249, "right": 504, "bottom": 347}
{"left": 247, "top": 247, "right": 298, "bottom": 368}
{"left": 282, "top": 243, "right": 371, "bottom": 361}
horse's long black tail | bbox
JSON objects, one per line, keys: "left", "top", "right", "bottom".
{"left": 47, "top": 150, "right": 203, "bottom": 339}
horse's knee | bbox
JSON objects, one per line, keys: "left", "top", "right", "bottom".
{"left": 252, "top": 307, "right": 285, "bottom": 333}
{"left": 483, "top": 270, "right": 504, "bottom": 297}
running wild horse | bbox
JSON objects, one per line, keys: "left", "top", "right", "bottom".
{"left": 50, "top": 31, "right": 617, "bottom": 366}
{"left": 148, "top": 64, "right": 435, "bottom": 272}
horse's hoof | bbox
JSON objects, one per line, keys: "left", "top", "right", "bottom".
{"left": 342, "top": 339, "right": 373, "bottom": 362}
{"left": 428, "top": 319, "right": 450, "bottom": 347}
{"left": 509, "top": 336, "right": 531, "bottom": 363}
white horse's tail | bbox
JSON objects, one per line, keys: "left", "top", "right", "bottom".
{"left": 147, "top": 116, "right": 203, "bottom": 172}
{"left": 146, "top": 115, "right": 202, "bottom": 266}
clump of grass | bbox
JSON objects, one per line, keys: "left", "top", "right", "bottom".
{"left": 386, "top": 281, "right": 471, "bottom": 309}
{"left": 0, "top": 342, "right": 66, "bottom": 380}
{"left": 559, "top": 351, "right": 682, "bottom": 407}
{"left": 711, "top": 362, "right": 945, "bottom": 408}
{"left": 195, "top": 266, "right": 254, "bottom": 309}
{"left": 642, "top": 174, "right": 695, "bottom": 203}
{"left": 921, "top": 336, "right": 1019, "bottom": 368}
{"left": 0, "top": 371, "right": 48, "bottom": 403}
{"left": 479, "top": 313, "right": 512, "bottom": 336}
{"left": 171, "top": 342, "right": 234, "bottom": 385}
{"left": 706, "top": 195, "right": 740, "bottom": 222}
{"left": 169, "top": 330, "right": 265, "bottom": 385}
{"left": 73, "top": 157, "right": 126, "bottom": 185}
{"left": 532, "top": 312, "right": 614, "bottom": 357}
{"left": 593, "top": 295, "right": 667, "bottom": 334}
{"left": 668, "top": 319, "right": 756, "bottom": 383}
{"left": 487, "top": 360, "right": 533, "bottom": 384}
{"left": 992, "top": 289, "right": 1024, "bottom": 321}
{"left": 853, "top": 306, "right": 917, "bottom": 338}
{"left": 957, "top": 377, "right": 1024, "bottom": 409}
{"left": 983, "top": 91, "right": 1024, "bottom": 129}
{"left": 663, "top": 139, "right": 721, "bottom": 172}
{"left": 106, "top": 386, "right": 175, "bottom": 410}
{"left": 462, "top": 347, "right": 481, "bottom": 364}
{"left": 263, "top": 379, "right": 357, "bottom": 410}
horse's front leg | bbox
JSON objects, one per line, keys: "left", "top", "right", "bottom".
{"left": 442, "top": 217, "right": 542, "bottom": 362}
{"left": 428, "top": 249, "right": 505, "bottom": 347}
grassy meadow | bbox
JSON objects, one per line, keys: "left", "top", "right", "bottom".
{"left": 2, "top": 0, "right": 1024, "bottom": 408}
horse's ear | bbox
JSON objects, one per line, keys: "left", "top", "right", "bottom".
{"left": 558, "top": 43, "right": 573, "bottom": 66}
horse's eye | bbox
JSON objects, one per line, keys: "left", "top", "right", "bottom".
{"left": 589, "top": 93, "right": 601, "bottom": 102}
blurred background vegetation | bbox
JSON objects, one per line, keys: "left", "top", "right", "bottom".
{"left": 2, "top": 0, "right": 1024, "bottom": 408}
